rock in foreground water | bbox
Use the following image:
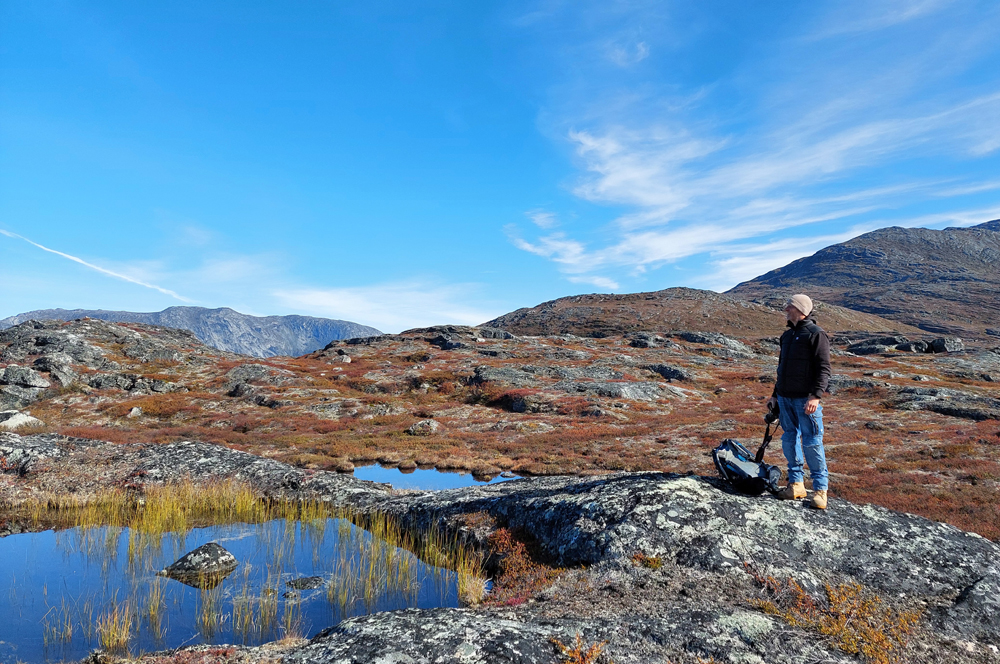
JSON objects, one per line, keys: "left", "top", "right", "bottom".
{"left": 159, "top": 542, "right": 238, "bottom": 588}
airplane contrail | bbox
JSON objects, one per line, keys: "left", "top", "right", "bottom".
{"left": 0, "top": 228, "right": 193, "bottom": 302}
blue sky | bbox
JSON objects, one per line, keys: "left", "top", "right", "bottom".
{"left": 2, "top": 1, "right": 999, "bottom": 332}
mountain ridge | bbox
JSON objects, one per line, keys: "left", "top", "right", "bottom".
{"left": 728, "top": 218, "right": 1000, "bottom": 336}
{"left": 0, "top": 306, "right": 381, "bottom": 357}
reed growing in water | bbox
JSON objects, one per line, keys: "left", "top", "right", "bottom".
{"left": 23, "top": 479, "right": 489, "bottom": 603}
{"left": 96, "top": 595, "right": 134, "bottom": 651}
{"left": 14, "top": 477, "right": 489, "bottom": 656}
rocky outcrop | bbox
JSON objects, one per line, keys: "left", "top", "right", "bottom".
{"left": 551, "top": 378, "right": 667, "bottom": 401}
{"left": 0, "top": 306, "right": 382, "bottom": 358}
{"left": 297, "top": 471, "right": 999, "bottom": 662}
{"left": 0, "top": 318, "right": 180, "bottom": 368}
{"left": 406, "top": 419, "right": 441, "bottom": 435}
{"left": 933, "top": 337, "right": 966, "bottom": 353}
{"left": 0, "top": 319, "right": 199, "bottom": 411}
{"left": 336, "top": 325, "right": 514, "bottom": 355}
{"left": 288, "top": 605, "right": 862, "bottom": 664}
{"left": 0, "top": 411, "right": 43, "bottom": 431}
{"left": 288, "top": 609, "right": 593, "bottom": 664}
{"left": 823, "top": 347, "right": 1000, "bottom": 420}
{"left": 0, "top": 363, "right": 53, "bottom": 410}
{"left": 890, "top": 386, "right": 1000, "bottom": 421}
{"left": 845, "top": 335, "right": 965, "bottom": 355}
{"left": 31, "top": 354, "right": 77, "bottom": 385}
{"left": 471, "top": 362, "right": 698, "bottom": 405}
{"left": 0, "top": 365, "right": 50, "bottom": 388}
{"left": 644, "top": 364, "right": 689, "bottom": 381}
{"left": 225, "top": 362, "right": 296, "bottom": 399}
{"left": 674, "top": 331, "right": 754, "bottom": 355}
{"left": 0, "top": 385, "right": 42, "bottom": 411}
{"left": 1, "top": 432, "right": 998, "bottom": 662}
{"left": 628, "top": 331, "right": 671, "bottom": 348}
{"left": 0, "top": 432, "right": 67, "bottom": 474}
{"left": 370, "top": 474, "right": 1000, "bottom": 640}
{"left": 0, "top": 319, "right": 199, "bottom": 375}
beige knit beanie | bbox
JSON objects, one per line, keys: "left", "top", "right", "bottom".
{"left": 786, "top": 294, "right": 813, "bottom": 317}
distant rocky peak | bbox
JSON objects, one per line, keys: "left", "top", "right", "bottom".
{"left": 0, "top": 306, "right": 381, "bottom": 358}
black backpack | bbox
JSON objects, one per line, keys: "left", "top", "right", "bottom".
{"left": 713, "top": 439, "right": 782, "bottom": 495}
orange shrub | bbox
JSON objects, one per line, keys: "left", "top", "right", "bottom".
{"left": 101, "top": 393, "right": 204, "bottom": 419}
{"left": 485, "top": 528, "right": 563, "bottom": 606}
{"left": 746, "top": 564, "right": 921, "bottom": 664}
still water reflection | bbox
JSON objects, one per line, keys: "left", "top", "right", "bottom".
{"left": 0, "top": 519, "right": 458, "bottom": 664}
{"left": 352, "top": 464, "right": 514, "bottom": 490}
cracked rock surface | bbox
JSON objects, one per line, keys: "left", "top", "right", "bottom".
{"left": 371, "top": 473, "right": 1000, "bottom": 644}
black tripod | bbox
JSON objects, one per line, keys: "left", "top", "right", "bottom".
{"left": 754, "top": 403, "right": 782, "bottom": 463}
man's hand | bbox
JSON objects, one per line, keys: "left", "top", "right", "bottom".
{"left": 805, "top": 397, "right": 820, "bottom": 414}
{"left": 767, "top": 397, "right": 777, "bottom": 410}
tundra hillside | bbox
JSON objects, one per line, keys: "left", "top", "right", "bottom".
{"left": 1, "top": 298, "right": 998, "bottom": 541}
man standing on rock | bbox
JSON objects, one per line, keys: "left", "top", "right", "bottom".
{"left": 767, "top": 294, "right": 831, "bottom": 509}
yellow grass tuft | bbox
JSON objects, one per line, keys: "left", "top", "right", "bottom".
{"left": 631, "top": 552, "right": 663, "bottom": 570}
{"left": 41, "top": 600, "right": 74, "bottom": 646}
{"left": 142, "top": 576, "right": 166, "bottom": 638}
{"left": 745, "top": 564, "right": 922, "bottom": 664}
{"left": 551, "top": 634, "right": 610, "bottom": 664}
{"left": 21, "top": 478, "right": 336, "bottom": 537}
{"left": 96, "top": 599, "right": 134, "bottom": 651}
{"left": 197, "top": 585, "right": 226, "bottom": 638}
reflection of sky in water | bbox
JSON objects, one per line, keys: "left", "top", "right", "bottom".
{"left": 352, "top": 465, "right": 514, "bottom": 490}
{"left": 0, "top": 520, "right": 458, "bottom": 664}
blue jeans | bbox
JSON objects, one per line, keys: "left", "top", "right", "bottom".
{"left": 777, "top": 396, "right": 828, "bottom": 491}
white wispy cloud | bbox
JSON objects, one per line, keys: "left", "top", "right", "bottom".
{"left": 272, "top": 281, "right": 503, "bottom": 333}
{"left": 697, "top": 229, "right": 875, "bottom": 292}
{"left": 608, "top": 40, "right": 649, "bottom": 67}
{"left": 176, "top": 225, "right": 215, "bottom": 247}
{"left": 808, "top": 0, "right": 956, "bottom": 39}
{"left": 568, "top": 275, "right": 619, "bottom": 290}
{"left": 857, "top": 204, "right": 1000, "bottom": 230}
{"left": 526, "top": 209, "right": 559, "bottom": 229}
{"left": 932, "top": 180, "right": 1000, "bottom": 197}
{"left": 506, "top": 226, "right": 588, "bottom": 267}
{"left": 189, "top": 255, "right": 283, "bottom": 284}
{"left": 0, "top": 229, "right": 192, "bottom": 302}
{"left": 569, "top": 93, "right": 1000, "bottom": 218}
{"left": 509, "top": 1, "right": 1000, "bottom": 291}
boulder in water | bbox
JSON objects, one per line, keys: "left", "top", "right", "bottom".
{"left": 158, "top": 542, "right": 238, "bottom": 588}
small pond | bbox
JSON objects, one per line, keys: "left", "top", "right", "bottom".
{"left": 352, "top": 464, "right": 514, "bottom": 490}
{"left": 0, "top": 518, "right": 461, "bottom": 664}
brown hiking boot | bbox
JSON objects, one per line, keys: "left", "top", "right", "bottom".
{"left": 778, "top": 482, "right": 806, "bottom": 500}
{"left": 811, "top": 490, "right": 828, "bottom": 510}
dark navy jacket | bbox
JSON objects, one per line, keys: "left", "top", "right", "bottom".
{"left": 773, "top": 317, "right": 831, "bottom": 400}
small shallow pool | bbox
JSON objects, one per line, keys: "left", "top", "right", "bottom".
{"left": 352, "top": 464, "right": 514, "bottom": 490}
{"left": 0, "top": 518, "right": 460, "bottom": 663}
